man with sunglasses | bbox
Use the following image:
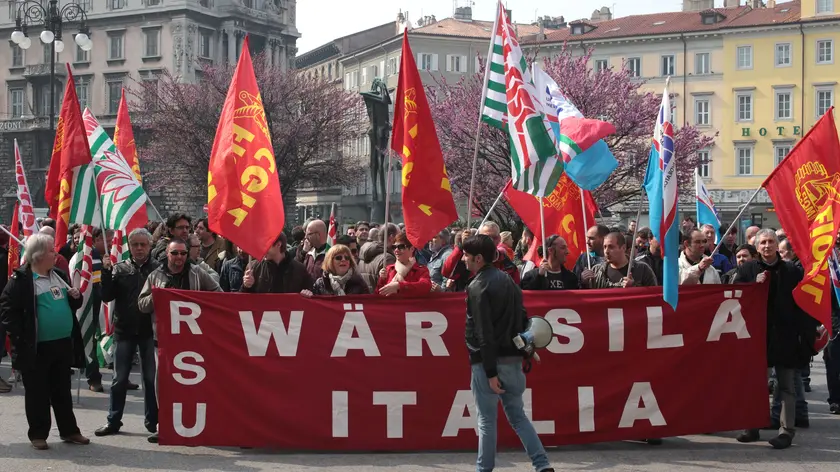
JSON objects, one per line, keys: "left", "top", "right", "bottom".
{"left": 138, "top": 238, "right": 221, "bottom": 443}
{"left": 679, "top": 229, "right": 720, "bottom": 285}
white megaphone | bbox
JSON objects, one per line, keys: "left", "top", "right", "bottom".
{"left": 513, "top": 317, "right": 554, "bottom": 363}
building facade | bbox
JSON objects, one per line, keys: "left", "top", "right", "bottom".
{"left": 0, "top": 0, "right": 299, "bottom": 220}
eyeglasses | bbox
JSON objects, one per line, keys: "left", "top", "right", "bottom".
{"left": 169, "top": 251, "right": 188, "bottom": 256}
{"left": 334, "top": 255, "right": 350, "bottom": 262}
{"left": 391, "top": 244, "right": 410, "bottom": 251}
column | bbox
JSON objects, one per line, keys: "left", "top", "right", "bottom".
{"left": 217, "top": 30, "right": 224, "bottom": 64}
{"left": 227, "top": 31, "right": 236, "bottom": 65}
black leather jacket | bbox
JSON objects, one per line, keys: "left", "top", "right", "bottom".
{"left": 101, "top": 257, "right": 160, "bottom": 340}
{"left": 465, "top": 265, "right": 527, "bottom": 378}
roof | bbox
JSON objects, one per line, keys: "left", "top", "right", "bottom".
{"left": 411, "top": 17, "right": 551, "bottom": 40}
{"left": 533, "top": 1, "right": 840, "bottom": 44}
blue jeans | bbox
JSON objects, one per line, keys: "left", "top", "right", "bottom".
{"left": 106, "top": 337, "right": 157, "bottom": 429}
{"left": 771, "top": 369, "right": 808, "bottom": 422}
{"left": 471, "top": 360, "right": 551, "bottom": 472}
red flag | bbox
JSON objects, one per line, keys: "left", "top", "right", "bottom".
{"left": 114, "top": 88, "right": 143, "bottom": 184}
{"left": 8, "top": 203, "right": 21, "bottom": 278}
{"left": 207, "top": 36, "right": 284, "bottom": 260}
{"left": 763, "top": 107, "right": 840, "bottom": 332}
{"left": 45, "top": 65, "right": 94, "bottom": 251}
{"left": 327, "top": 203, "right": 337, "bottom": 246}
{"left": 391, "top": 30, "right": 458, "bottom": 248}
{"left": 505, "top": 175, "right": 597, "bottom": 270}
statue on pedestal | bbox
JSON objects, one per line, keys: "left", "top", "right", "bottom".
{"left": 360, "top": 77, "right": 392, "bottom": 223}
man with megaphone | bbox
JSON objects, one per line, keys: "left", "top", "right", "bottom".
{"left": 461, "top": 234, "right": 555, "bottom": 472}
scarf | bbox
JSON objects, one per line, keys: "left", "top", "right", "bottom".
{"left": 328, "top": 269, "right": 354, "bottom": 296}
{"left": 393, "top": 260, "right": 414, "bottom": 284}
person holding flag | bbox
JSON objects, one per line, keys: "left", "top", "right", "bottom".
{"left": 827, "top": 245, "right": 840, "bottom": 415}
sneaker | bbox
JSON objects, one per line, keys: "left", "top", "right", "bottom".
{"left": 60, "top": 433, "right": 90, "bottom": 445}
{"left": 768, "top": 433, "right": 793, "bottom": 449}
{"left": 8, "top": 372, "right": 21, "bottom": 383}
{"left": 127, "top": 381, "right": 139, "bottom": 390}
{"left": 89, "top": 383, "right": 104, "bottom": 393}
{"left": 94, "top": 424, "right": 120, "bottom": 436}
{"left": 30, "top": 439, "right": 48, "bottom": 450}
{"left": 736, "top": 429, "right": 760, "bottom": 443}
{"left": 147, "top": 432, "right": 159, "bottom": 443}
{"left": 830, "top": 403, "right": 840, "bottom": 414}
{"left": 795, "top": 418, "right": 809, "bottom": 428}
{"left": 0, "top": 378, "right": 11, "bottom": 393}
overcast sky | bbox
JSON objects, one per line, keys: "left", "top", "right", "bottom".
{"left": 297, "top": 0, "right": 699, "bottom": 54}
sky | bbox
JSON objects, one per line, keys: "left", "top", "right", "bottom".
{"left": 297, "top": 0, "right": 697, "bottom": 54}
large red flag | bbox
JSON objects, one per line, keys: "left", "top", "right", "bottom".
{"left": 45, "top": 65, "right": 94, "bottom": 251}
{"left": 763, "top": 107, "right": 840, "bottom": 332}
{"left": 114, "top": 88, "right": 142, "bottom": 184}
{"left": 505, "top": 174, "right": 597, "bottom": 270}
{"left": 207, "top": 36, "right": 284, "bottom": 260}
{"left": 8, "top": 203, "right": 21, "bottom": 278}
{"left": 391, "top": 30, "right": 458, "bottom": 248}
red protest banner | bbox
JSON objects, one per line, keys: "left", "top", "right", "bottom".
{"left": 155, "top": 285, "right": 768, "bottom": 449}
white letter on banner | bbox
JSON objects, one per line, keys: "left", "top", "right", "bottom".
{"left": 608, "top": 308, "right": 625, "bottom": 352}
{"left": 173, "top": 351, "right": 205, "bottom": 386}
{"left": 331, "top": 311, "right": 381, "bottom": 357}
{"left": 170, "top": 301, "right": 202, "bottom": 335}
{"left": 441, "top": 390, "right": 477, "bottom": 437}
{"left": 405, "top": 312, "right": 449, "bottom": 357}
{"left": 578, "top": 386, "right": 595, "bottom": 432}
{"left": 239, "top": 311, "right": 303, "bottom": 357}
{"left": 544, "top": 309, "right": 584, "bottom": 354}
{"left": 332, "top": 391, "right": 349, "bottom": 438}
{"left": 523, "top": 389, "right": 555, "bottom": 434}
{"left": 373, "top": 392, "right": 417, "bottom": 438}
{"left": 173, "top": 403, "right": 207, "bottom": 437}
{"left": 646, "top": 306, "right": 684, "bottom": 349}
{"left": 707, "top": 298, "right": 750, "bottom": 341}
{"left": 618, "top": 382, "right": 666, "bottom": 428}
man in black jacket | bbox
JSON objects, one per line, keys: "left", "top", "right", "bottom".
{"left": 461, "top": 234, "right": 554, "bottom": 472}
{"left": 734, "top": 228, "right": 819, "bottom": 449}
{"left": 95, "top": 228, "right": 160, "bottom": 437}
{"left": 521, "top": 235, "right": 578, "bottom": 291}
{"left": 242, "top": 232, "right": 313, "bottom": 294}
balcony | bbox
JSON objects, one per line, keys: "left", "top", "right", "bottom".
{"left": 23, "top": 64, "right": 67, "bottom": 79}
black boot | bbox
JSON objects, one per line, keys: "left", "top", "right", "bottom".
{"left": 768, "top": 432, "right": 793, "bottom": 449}
{"left": 736, "top": 429, "right": 760, "bottom": 443}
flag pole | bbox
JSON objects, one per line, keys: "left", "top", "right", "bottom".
{"left": 711, "top": 185, "right": 763, "bottom": 256}
{"left": 467, "top": 0, "right": 499, "bottom": 229}
{"left": 580, "top": 188, "right": 592, "bottom": 269}
{"left": 0, "top": 225, "right": 23, "bottom": 246}
{"left": 147, "top": 199, "right": 164, "bottom": 222}
{"left": 383, "top": 148, "right": 394, "bottom": 248}
{"left": 626, "top": 188, "right": 645, "bottom": 275}
{"left": 539, "top": 196, "right": 547, "bottom": 261}
{"left": 479, "top": 185, "right": 507, "bottom": 228}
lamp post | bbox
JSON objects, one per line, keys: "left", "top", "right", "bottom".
{"left": 10, "top": 0, "right": 92, "bottom": 133}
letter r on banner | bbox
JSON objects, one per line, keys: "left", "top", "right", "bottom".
{"left": 405, "top": 312, "right": 449, "bottom": 357}
{"left": 170, "top": 301, "right": 202, "bottom": 335}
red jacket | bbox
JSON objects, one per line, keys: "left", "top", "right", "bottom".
{"left": 376, "top": 263, "right": 432, "bottom": 296}
{"left": 442, "top": 245, "right": 520, "bottom": 286}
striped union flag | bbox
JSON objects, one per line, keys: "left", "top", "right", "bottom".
{"left": 480, "top": 2, "right": 561, "bottom": 197}
{"left": 83, "top": 108, "right": 149, "bottom": 232}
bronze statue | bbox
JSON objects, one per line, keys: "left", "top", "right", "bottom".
{"left": 360, "top": 77, "right": 392, "bottom": 223}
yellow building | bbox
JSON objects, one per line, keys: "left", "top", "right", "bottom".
{"left": 534, "top": 0, "right": 840, "bottom": 231}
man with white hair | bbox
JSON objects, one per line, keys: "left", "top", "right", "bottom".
{"left": 39, "top": 226, "right": 70, "bottom": 275}
{"left": 520, "top": 235, "right": 578, "bottom": 290}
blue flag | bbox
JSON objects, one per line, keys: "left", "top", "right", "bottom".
{"left": 695, "top": 168, "right": 721, "bottom": 243}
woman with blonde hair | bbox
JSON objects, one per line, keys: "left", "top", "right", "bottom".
{"left": 302, "top": 244, "right": 369, "bottom": 296}
{"left": 500, "top": 231, "right": 515, "bottom": 261}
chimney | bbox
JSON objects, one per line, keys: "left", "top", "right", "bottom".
{"left": 750, "top": 0, "right": 763, "bottom": 7}
{"left": 767, "top": 0, "right": 776, "bottom": 7}
{"left": 682, "top": 0, "right": 714, "bottom": 11}
{"left": 454, "top": 6, "right": 472, "bottom": 21}
{"left": 724, "top": 0, "right": 741, "bottom": 7}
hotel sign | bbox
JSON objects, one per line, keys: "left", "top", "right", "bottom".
{"left": 708, "top": 189, "right": 772, "bottom": 205}
{"left": 741, "top": 126, "right": 801, "bottom": 137}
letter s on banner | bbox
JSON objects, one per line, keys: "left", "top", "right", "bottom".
{"left": 544, "top": 309, "right": 584, "bottom": 354}
{"left": 173, "top": 351, "right": 206, "bottom": 386}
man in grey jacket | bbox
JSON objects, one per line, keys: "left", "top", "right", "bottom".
{"left": 137, "top": 239, "right": 221, "bottom": 443}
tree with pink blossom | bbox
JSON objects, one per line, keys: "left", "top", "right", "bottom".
{"left": 428, "top": 46, "right": 717, "bottom": 228}
{"left": 131, "top": 53, "right": 367, "bottom": 219}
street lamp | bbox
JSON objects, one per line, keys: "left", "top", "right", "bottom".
{"left": 10, "top": 0, "right": 92, "bottom": 133}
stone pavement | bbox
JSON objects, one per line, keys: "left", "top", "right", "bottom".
{"left": 1, "top": 357, "right": 838, "bottom": 472}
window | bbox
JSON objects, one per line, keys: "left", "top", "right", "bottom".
{"left": 660, "top": 55, "right": 675, "bottom": 76}
{"left": 736, "top": 46, "right": 752, "bottom": 69}
{"left": 370, "top": 65, "right": 379, "bottom": 79}
{"left": 736, "top": 92, "right": 753, "bottom": 122}
{"left": 817, "top": 40, "right": 834, "bottom": 64}
{"left": 9, "top": 88, "right": 24, "bottom": 118}
{"left": 75, "top": 43, "right": 89, "bottom": 63}
{"left": 144, "top": 29, "right": 160, "bottom": 57}
{"left": 447, "top": 55, "right": 466, "bottom": 73}
{"left": 627, "top": 57, "right": 641, "bottom": 77}
{"left": 695, "top": 98, "right": 710, "bottom": 126}
{"left": 736, "top": 145, "right": 753, "bottom": 176}
{"left": 418, "top": 53, "right": 437, "bottom": 71}
{"left": 775, "top": 91, "right": 792, "bottom": 120}
{"left": 775, "top": 43, "right": 791, "bottom": 67}
{"left": 42, "top": 45, "right": 55, "bottom": 64}
{"left": 360, "top": 67, "right": 367, "bottom": 85}
{"left": 107, "top": 80, "right": 122, "bottom": 114}
{"left": 75, "top": 78, "right": 90, "bottom": 110}
{"left": 387, "top": 57, "right": 398, "bottom": 75}
{"left": 78, "top": 0, "right": 91, "bottom": 10}
{"left": 36, "top": 84, "right": 57, "bottom": 116}
{"left": 817, "top": 0, "right": 834, "bottom": 14}
{"left": 142, "top": 77, "right": 159, "bottom": 110}
{"left": 774, "top": 144, "right": 792, "bottom": 167}
{"left": 697, "top": 150, "right": 710, "bottom": 178}
{"left": 200, "top": 30, "right": 212, "bottom": 58}
{"left": 109, "top": 0, "right": 124, "bottom": 9}
{"left": 817, "top": 87, "right": 834, "bottom": 117}
{"left": 694, "top": 53, "right": 710, "bottom": 75}
{"left": 109, "top": 33, "right": 124, "bottom": 60}
{"left": 594, "top": 59, "right": 608, "bottom": 72}
{"left": 146, "top": 0, "right": 160, "bottom": 5}
{"left": 11, "top": 44, "right": 22, "bottom": 67}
